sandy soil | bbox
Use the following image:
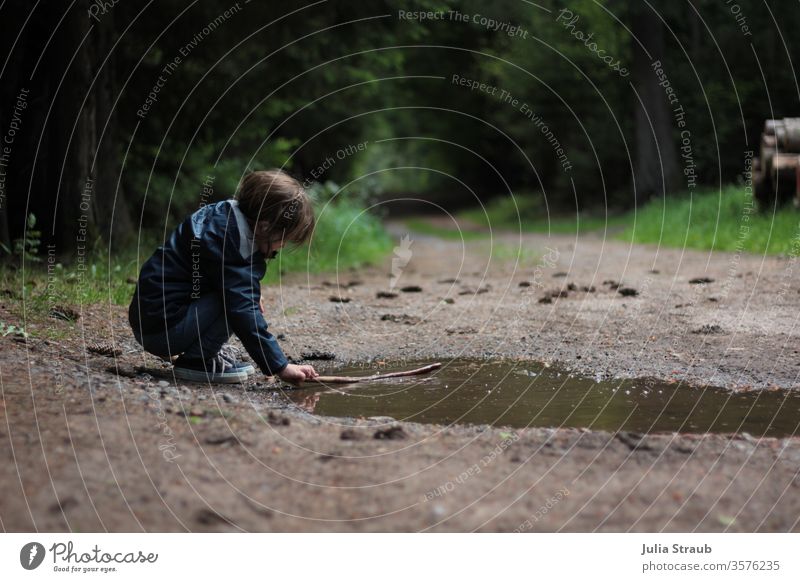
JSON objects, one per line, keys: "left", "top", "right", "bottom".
{"left": 1, "top": 225, "right": 799, "bottom": 532}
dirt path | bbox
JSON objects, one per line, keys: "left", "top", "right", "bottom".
{"left": 1, "top": 225, "right": 799, "bottom": 531}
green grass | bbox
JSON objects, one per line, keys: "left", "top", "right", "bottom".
{"left": 454, "top": 187, "right": 800, "bottom": 256}
{"left": 0, "top": 200, "right": 392, "bottom": 316}
{"left": 0, "top": 245, "right": 144, "bottom": 312}
{"left": 622, "top": 185, "right": 800, "bottom": 255}
{"left": 264, "top": 198, "right": 392, "bottom": 283}
{"left": 405, "top": 218, "right": 488, "bottom": 240}
{"left": 460, "top": 194, "right": 628, "bottom": 235}
{"left": 480, "top": 241, "right": 541, "bottom": 263}
{"left": 404, "top": 217, "right": 541, "bottom": 264}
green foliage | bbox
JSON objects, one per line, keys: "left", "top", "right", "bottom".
{"left": 0, "top": 239, "right": 150, "bottom": 311}
{"left": 622, "top": 186, "right": 800, "bottom": 255}
{"left": 100, "top": 0, "right": 800, "bottom": 244}
{"left": 405, "top": 218, "right": 487, "bottom": 240}
{"left": 453, "top": 186, "right": 800, "bottom": 257}
{"left": 4, "top": 0, "right": 799, "bottom": 260}
{"left": 264, "top": 197, "right": 392, "bottom": 284}
{"left": 9, "top": 0, "right": 791, "bottom": 287}
{"left": 4, "top": 213, "right": 43, "bottom": 263}
{"left": 485, "top": 0, "right": 633, "bottom": 198}
{"left": 462, "top": 194, "right": 544, "bottom": 229}
{"left": 461, "top": 193, "right": 627, "bottom": 234}
{"left": 481, "top": 241, "right": 540, "bottom": 264}
{"left": 1, "top": 198, "right": 391, "bottom": 311}
{"left": 0, "top": 321, "right": 28, "bottom": 338}
{"left": 129, "top": 143, "right": 297, "bottom": 228}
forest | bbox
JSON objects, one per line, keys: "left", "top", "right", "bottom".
{"left": 2, "top": 0, "right": 798, "bottom": 261}
{"left": 2, "top": 0, "right": 800, "bottom": 539}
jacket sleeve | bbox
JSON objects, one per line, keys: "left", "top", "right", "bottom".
{"left": 198, "top": 206, "right": 289, "bottom": 375}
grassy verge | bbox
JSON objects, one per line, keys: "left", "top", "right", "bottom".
{"left": 621, "top": 185, "right": 800, "bottom": 255}
{"left": 0, "top": 200, "right": 392, "bottom": 316}
{"left": 264, "top": 199, "right": 392, "bottom": 283}
{"left": 403, "top": 219, "right": 540, "bottom": 262}
{"left": 481, "top": 241, "right": 541, "bottom": 263}
{"left": 451, "top": 187, "right": 800, "bottom": 256}
{"left": 459, "top": 195, "right": 628, "bottom": 234}
{"left": 405, "top": 218, "right": 488, "bottom": 240}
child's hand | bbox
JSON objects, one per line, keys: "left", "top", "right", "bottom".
{"left": 278, "top": 363, "right": 319, "bottom": 385}
{"left": 259, "top": 297, "right": 265, "bottom": 314}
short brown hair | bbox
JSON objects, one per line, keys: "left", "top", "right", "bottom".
{"left": 236, "top": 170, "right": 315, "bottom": 245}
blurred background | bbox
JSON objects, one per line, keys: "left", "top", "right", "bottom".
{"left": 1, "top": 0, "right": 799, "bottom": 299}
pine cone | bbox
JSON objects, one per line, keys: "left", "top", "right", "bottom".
{"left": 87, "top": 343, "right": 122, "bottom": 357}
{"left": 49, "top": 306, "right": 80, "bottom": 322}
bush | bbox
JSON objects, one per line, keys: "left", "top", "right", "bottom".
{"left": 265, "top": 196, "right": 392, "bottom": 283}
{"left": 622, "top": 186, "right": 800, "bottom": 255}
{"left": 461, "top": 192, "right": 626, "bottom": 234}
{"left": 0, "top": 197, "right": 391, "bottom": 312}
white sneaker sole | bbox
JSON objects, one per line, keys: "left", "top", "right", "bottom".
{"left": 173, "top": 367, "right": 249, "bottom": 384}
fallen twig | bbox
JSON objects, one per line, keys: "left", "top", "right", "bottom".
{"left": 308, "top": 362, "right": 442, "bottom": 384}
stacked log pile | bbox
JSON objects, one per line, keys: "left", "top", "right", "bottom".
{"left": 755, "top": 118, "right": 800, "bottom": 207}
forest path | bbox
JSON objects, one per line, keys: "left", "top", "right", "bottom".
{"left": 0, "top": 225, "right": 798, "bottom": 532}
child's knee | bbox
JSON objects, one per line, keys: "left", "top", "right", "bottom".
{"left": 133, "top": 329, "right": 175, "bottom": 360}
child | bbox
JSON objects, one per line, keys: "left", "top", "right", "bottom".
{"left": 129, "top": 169, "right": 319, "bottom": 385}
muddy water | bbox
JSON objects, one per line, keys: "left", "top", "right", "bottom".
{"left": 285, "top": 359, "right": 800, "bottom": 437}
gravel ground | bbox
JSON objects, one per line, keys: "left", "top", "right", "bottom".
{"left": 1, "top": 226, "right": 798, "bottom": 531}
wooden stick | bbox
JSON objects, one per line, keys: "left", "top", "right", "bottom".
{"left": 308, "top": 362, "right": 442, "bottom": 384}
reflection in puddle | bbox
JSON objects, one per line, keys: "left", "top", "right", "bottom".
{"left": 285, "top": 359, "right": 800, "bottom": 437}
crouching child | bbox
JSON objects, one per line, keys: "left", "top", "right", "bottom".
{"left": 129, "top": 169, "right": 318, "bottom": 385}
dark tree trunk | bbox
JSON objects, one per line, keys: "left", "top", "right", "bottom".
{"left": 0, "top": 1, "right": 132, "bottom": 263}
{"left": 50, "top": 1, "right": 133, "bottom": 256}
{"left": 632, "top": 5, "right": 681, "bottom": 202}
{"left": 0, "top": 0, "right": 38, "bottom": 255}
{"left": 689, "top": 4, "right": 701, "bottom": 57}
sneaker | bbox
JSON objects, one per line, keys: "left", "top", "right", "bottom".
{"left": 219, "top": 344, "right": 256, "bottom": 376}
{"left": 173, "top": 354, "right": 250, "bottom": 384}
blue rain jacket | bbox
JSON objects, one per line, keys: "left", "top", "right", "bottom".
{"left": 129, "top": 199, "right": 288, "bottom": 375}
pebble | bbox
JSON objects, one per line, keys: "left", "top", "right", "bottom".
{"left": 340, "top": 429, "right": 362, "bottom": 440}
{"left": 430, "top": 504, "right": 447, "bottom": 519}
{"left": 374, "top": 426, "right": 407, "bottom": 440}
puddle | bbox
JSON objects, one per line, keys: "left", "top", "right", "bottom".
{"left": 286, "top": 359, "right": 800, "bottom": 437}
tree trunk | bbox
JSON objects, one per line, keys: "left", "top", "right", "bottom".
{"left": 0, "top": 0, "right": 36, "bottom": 256}
{"left": 632, "top": 5, "right": 681, "bottom": 202}
{"left": 0, "top": 1, "right": 132, "bottom": 263}
{"left": 51, "top": 1, "right": 133, "bottom": 256}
